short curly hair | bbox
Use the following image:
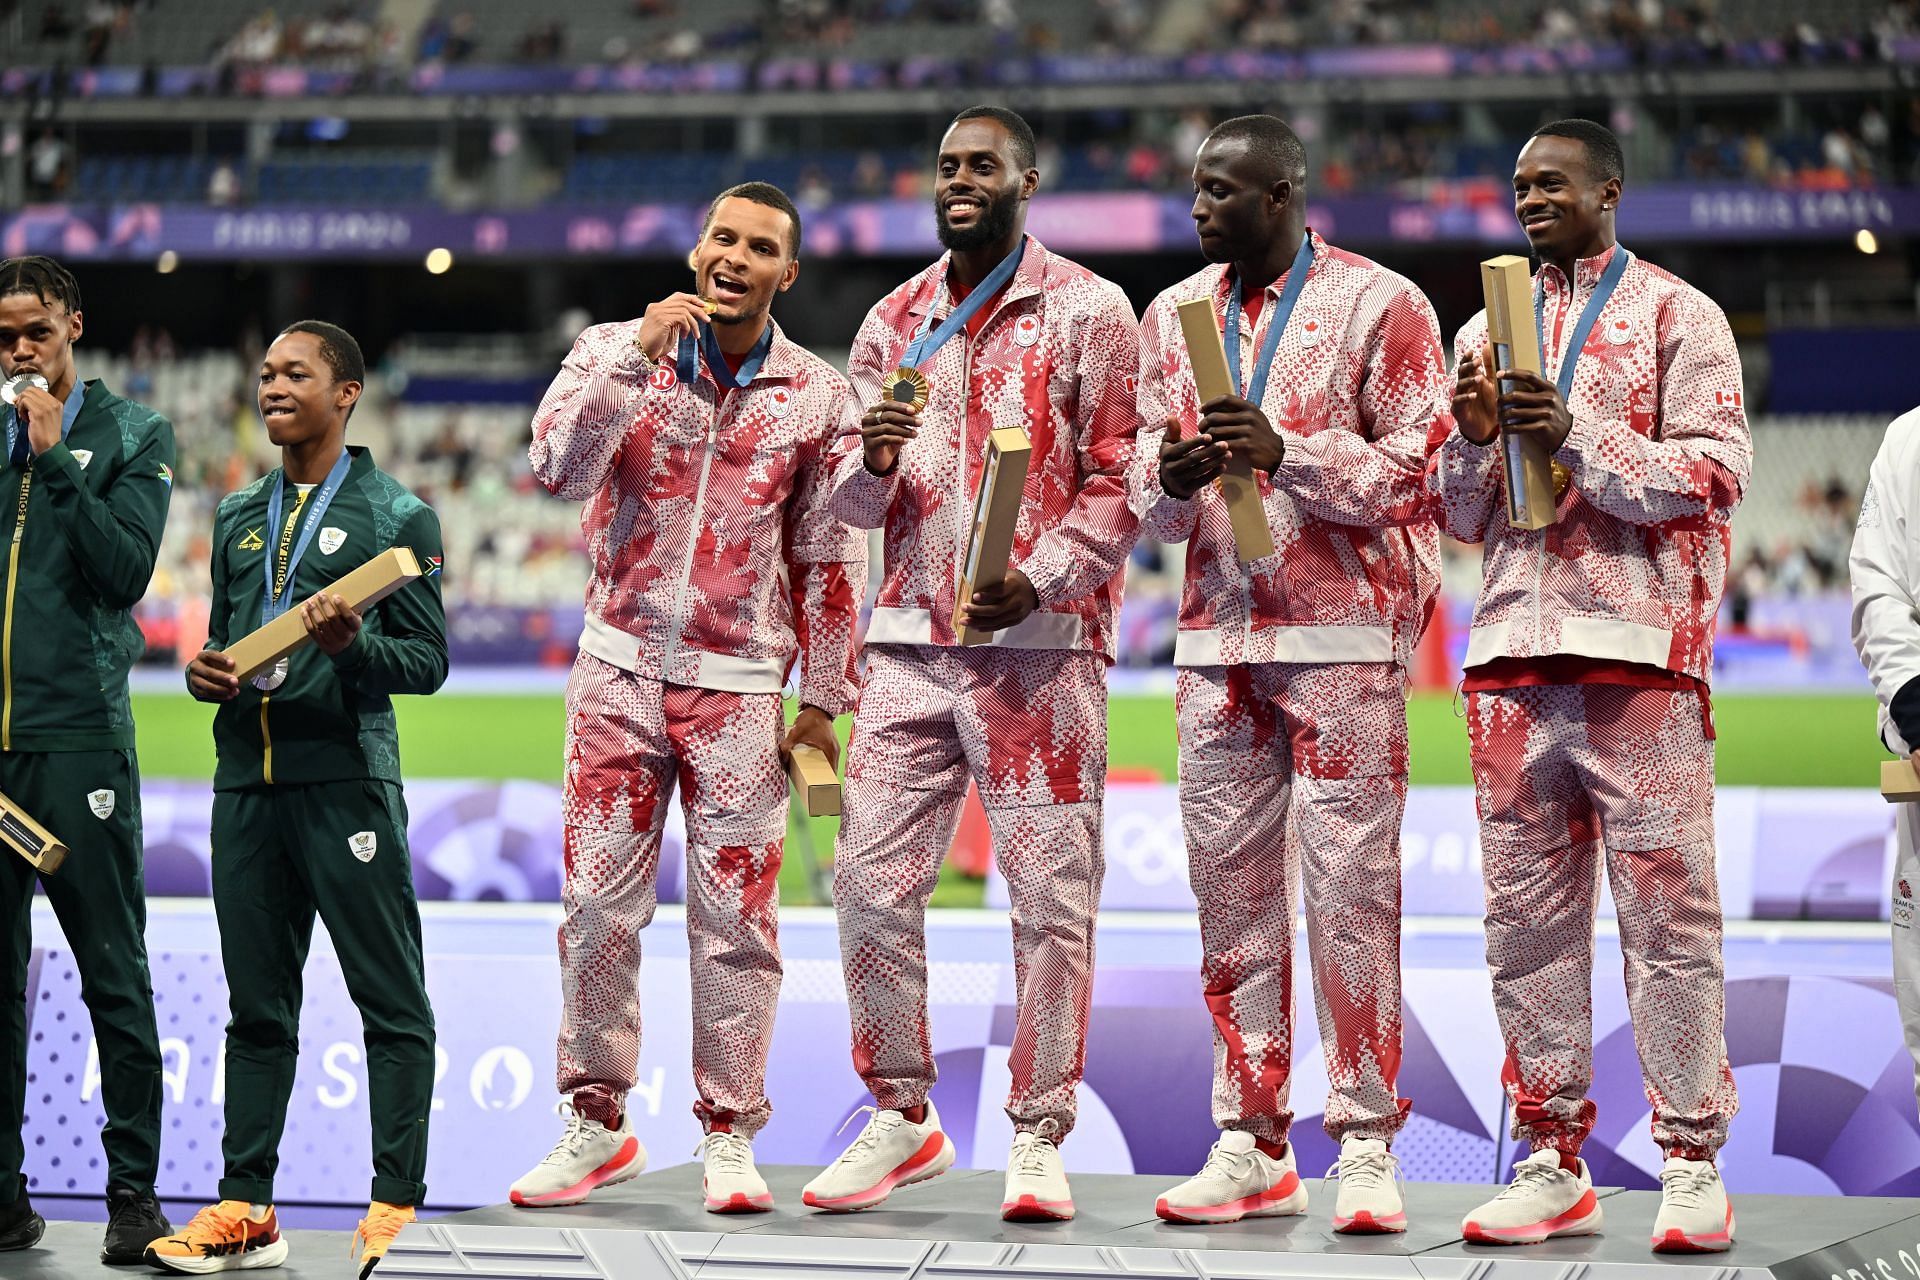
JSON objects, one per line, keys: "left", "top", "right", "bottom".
{"left": 0, "top": 256, "right": 82, "bottom": 314}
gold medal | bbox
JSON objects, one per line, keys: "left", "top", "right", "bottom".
{"left": 700, "top": 297, "right": 719, "bottom": 315}
{"left": 1551, "top": 460, "right": 1572, "bottom": 500}
{"left": 886, "top": 367, "right": 930, "bottom": 413}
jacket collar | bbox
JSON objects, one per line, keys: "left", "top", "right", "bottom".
{"left": 905, "top": 233, "right": 1049, "bottom": 322}
{"left": 271, "top": 443, "right": 375, "bottom": 491}
{"left": 1540, "top": 241, "right": 1623, "bottom": 293}
{"left": 693, "top": 315, "right": 807, "bottom": 385}
{"left": 1211, "top": 227, "right": 1325, "bottom": 321}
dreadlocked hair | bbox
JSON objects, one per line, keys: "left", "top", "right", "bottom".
{"left": 0, "top": 256, "right": 82, "bottom": 315}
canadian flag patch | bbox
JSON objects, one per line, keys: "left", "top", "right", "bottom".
{"left": 1013, "top": 314, "right": 1041, "bottom": 347}
{"left": 649, "top": 363, "right": 677, "bottom": 393}
{"left": 1715, "top": 389, "right": 1743, "bottom": 408}
{"left": 1299, "top": 317, "right": 1322, "bottom": 348}
{"left": 1604, "top": 316, "right": 1632, "bottom": 344}
{"left": 765, "top": 386, "right": 794, "bottom": 419}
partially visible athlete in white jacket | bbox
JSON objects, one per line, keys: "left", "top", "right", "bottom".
{"left": 1847, "top": 403, "right": 1920, "bottom": 1117}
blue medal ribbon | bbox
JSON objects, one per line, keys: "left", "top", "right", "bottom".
{"left": 1533, "top": 245, "right": 1632, "bottom": 400}
{"left": 675, "top": 316, "right": 775, "bottom": 391}
{"left": 260, "top": 448, "right": 353, "bottom": 623}
{"left": 898, "top": 238, "right": 1027, "bottom": 372}
{"left": 4, "top": 379, "right": 87, "bottom": 467}
{"left": 1222, "top": 232, "right": 1315, "bottom": 407}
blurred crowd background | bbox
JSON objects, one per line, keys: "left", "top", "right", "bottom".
{"left": 2, "top": 0, "right": 1916, "bottom": 687}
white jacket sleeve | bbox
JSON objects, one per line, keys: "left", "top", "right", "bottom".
{"left": 1850, "top": 406, "right": 1920, "bottom": 754}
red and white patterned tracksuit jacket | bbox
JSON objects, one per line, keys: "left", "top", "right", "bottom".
{"left": 826, "top": 236, "right": 1142, "bottom": 1139}
{"left": 1128, "top": 234, "right": 1448, "bottom": 1146}
{"left": 529, "top": 316, "right": 865, "bottom": 1136}
{"left": 1429, "top": 245, "right": 1749, "bottom": 1160}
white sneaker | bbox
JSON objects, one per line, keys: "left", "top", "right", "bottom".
{"left": 1651, "top": 1157, "right": 1734, "bottom": 1253}
{"left": 509, "top": 1107, "right": 646, "bottom": 1207}
{"left": 801, "top": 1103, "right": 956, "bottom": 1212}
{"left": 1154, "top": 1130, "right": 1308, "bottom": 1225}
{"left": 1001, "top": 1127, "right": 1073, "bottom": 1222}
{"left": 1328, "top": 1136, "right": 1406, "bottom": 1234}
{"left": 1461, "top": 1147, "right": 1603, "bottom": 1244}
{"left": 697, "top": 1131, "right": 773, "bottom": 1213}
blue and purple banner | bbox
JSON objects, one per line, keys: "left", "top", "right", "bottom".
{"left": 131, "top": 776, "right": 1897, "bottom": 923}
{"left": 5, "top": 186, "right": 1914, "bottom": 264}
{"left": 21, "top": 901, "right": 1918, "bottom": 1206}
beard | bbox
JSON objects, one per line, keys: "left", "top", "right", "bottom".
{"left": 935, "top": 187, "right": 1020, "bottom": 252}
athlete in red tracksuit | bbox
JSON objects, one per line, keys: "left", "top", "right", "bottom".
{"left": 1431, "top": 121, "right": 1749, "bottom": 1253}
{"left": 801, "top": 107, "right": 1141, "bottom": 1224}
{"left": 513, "top": 184, "right": 864, "bottom": 1214}
{"left": 1128, "top": 116, "right": 1445, "bottom": 1235}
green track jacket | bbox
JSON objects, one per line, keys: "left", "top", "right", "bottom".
{"left": 202, "top": 446, "right": 447, "bottom": 791}
{"left": 0, "top": 378, "right": 175, "bottom": 753}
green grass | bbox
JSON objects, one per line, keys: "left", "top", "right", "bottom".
{"left": 132, "top": 689, "right": 1885, "bottom": 906}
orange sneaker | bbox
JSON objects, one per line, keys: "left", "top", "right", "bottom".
{"left": 350, "top": 1201, "right": 416, "bottom": 1278}
{"left": 144, "top": 1200, "right": 287, "bottom": 1274}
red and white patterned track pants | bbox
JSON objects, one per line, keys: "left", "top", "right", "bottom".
{"left": 557, "top": 653, "right": 788, "bottom": 1137}
{"left": 1177, "top": 661, "right": 1412, "bottom": 1146}
{"left": 1467, "top": 683, "right": 1738, "bottom": 1159}
{"left": 834, "top": 644, "right": 1108, "bottom": 1138}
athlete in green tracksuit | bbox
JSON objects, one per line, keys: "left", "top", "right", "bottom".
{"left": 156, "top": 320, "right": 445, "bottom": 1278}
{"left": 0, "top": 256, "right": 175, "bottom": 1264}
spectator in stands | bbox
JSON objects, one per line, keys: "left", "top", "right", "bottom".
{"left": 26, "top": 128, "right": 68, "bottom": 199}
{"left": 207, "top": 159, "right": 242, "bottom": 206}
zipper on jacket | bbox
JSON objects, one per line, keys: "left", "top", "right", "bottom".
{"left": 2, "top": 470, "right": 32, "bottom": 752}
{"left": 663, "top": 403, "right": 722, "bottom": 672}
{"left": 950, "top": 335, "right": 974, "bottom": 625}
{"left": 1533, "top": 270, "right": 1575, "bottom": 646}
{"left": 260, "top": 694, "right": 273, "bottom": 783}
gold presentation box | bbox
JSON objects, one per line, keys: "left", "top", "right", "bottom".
{"left": 788, "top": 744, "right": 842, "bottom": 817}
{"left": 1881, "top": 758, "right": 1920, "bottom": 803}
{"left": 953, "top": 427, "right": 1034, "bottom": 647}
{"left": 223, "top": 547, "right": 425, "bottom": 682}
{"left": 1175, "top": 296, "right": 1276, "bottom": 563}
{"left": 1480, "top": 255, "right": 1558, "bottom": 530}
{"left": 0, "top": 790, "right": 67, "bottom": 874}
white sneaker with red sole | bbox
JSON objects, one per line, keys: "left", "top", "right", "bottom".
{"left": 1651, "top": 1157, "right": 1734, "bottom": 1253}
{"left": 1329, "top": 1137, "right": 1406, "bottom": 1234}
{"left": 802, "top": 1103, "right": 955, "bottom": 1212}
{"left": 1461, "top": 1148, "right": 1603, "bottom": 1245}
{"left": 698, "top": 1132, "right": 773, "bottom": 1213}
{"left": 509, "top": 1109, "right": 646, "bottom": 1208}
{"left": 1155, "top": 1130, "right": 1308, "bottom": 1225}
{"left": 1001, "top": 1128, "right": 1073, "bottom": 1222}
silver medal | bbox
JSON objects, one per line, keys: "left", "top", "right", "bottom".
{"left": 252, "top": 657, "right": 289, "bottom": 692}
{"left": 1, "top": 373, "right": 49, "bottom": 406}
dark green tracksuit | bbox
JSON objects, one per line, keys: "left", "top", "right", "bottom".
{"left": 0, "top": 378, "right": 174, "bottom": 1205}
{"left": 199, "top": 446, "right": 446, "bottom": 1206}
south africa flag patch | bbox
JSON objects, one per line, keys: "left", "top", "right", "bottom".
{"left": 425, "top": 555, "right": 442, "bottom": 577}
{"left": 156, "top": 464, "right": 173, "bottom": 487}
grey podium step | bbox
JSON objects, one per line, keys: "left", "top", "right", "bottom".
{"left": 378, "top": 1165, "right": 1920, "bottom": 1280}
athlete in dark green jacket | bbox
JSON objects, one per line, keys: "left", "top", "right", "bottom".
{"left": 156, "top": 321, "right": 444, "bottom": 1279}
{"left": 0, "top": 256, "right": 174, "bottom": 1264}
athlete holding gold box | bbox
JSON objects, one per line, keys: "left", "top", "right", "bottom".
{"left": 158, "top": 320, "right": 447, "bottom": 1277}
